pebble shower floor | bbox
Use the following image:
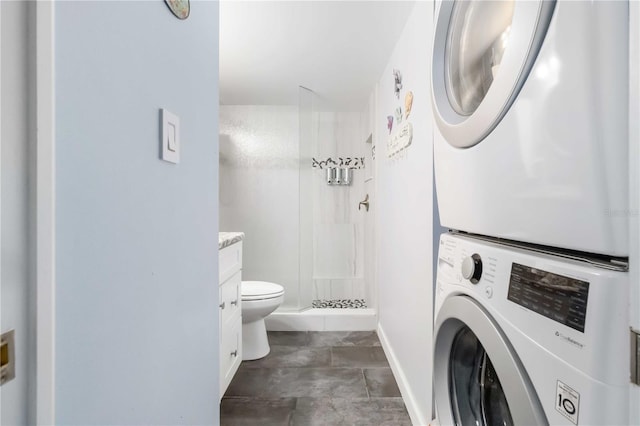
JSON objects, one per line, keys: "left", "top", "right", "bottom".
{"left": 311, "top": 299, "right": 367, "bottom": 309}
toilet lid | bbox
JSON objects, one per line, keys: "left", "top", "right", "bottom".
{"left": 242, "top": 281, "right": 284, "bottom": 301}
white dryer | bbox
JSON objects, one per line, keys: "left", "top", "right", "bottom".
{"left": 433, "top": 233, "right": 629, "bottom": 425}
{"left": 432, "top": 1, "right": 629, "bottom": 257}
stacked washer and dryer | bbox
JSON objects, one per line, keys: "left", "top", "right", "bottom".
{"left": 431, "top": 1, "right": 631, "bottom": 425}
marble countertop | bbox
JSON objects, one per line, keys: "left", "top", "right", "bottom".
{"left": 219, "top": 232, "right": 244, "bottom": 250}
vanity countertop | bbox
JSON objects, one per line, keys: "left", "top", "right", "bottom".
{"left": 219, "top": 232, "right": 245, "bottom": 250}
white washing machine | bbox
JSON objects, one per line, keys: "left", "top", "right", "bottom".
{"left": 433, "top": 233, "right": 629, "bottom": 425}
{"left": 431, "top": 0, "right": 629, "bottom": 257}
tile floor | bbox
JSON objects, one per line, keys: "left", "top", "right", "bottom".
{"left": 221, "top": 331, "right": 412, "bottom": 425}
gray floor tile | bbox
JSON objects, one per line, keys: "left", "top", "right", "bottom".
{"left": 222, "top": 332, "right": 407, "bottom": 424}
{"left": 331, "top": 346, "right": 389, "bottom": 368}
{"left": 220, "top": 397, "right": 296, "bottom": 426}
{"left": 241, "top": 345, "right": 331, "bottom": 369}
{"left": 363, "top": 368, "right": 402, "bottom": 397}
{"left": 307, "top": 331, "right": 381, "bottom": 347}
{"left": 267, "top": 331, "right": 310, "bottom": 346}
{"left": 226, "top": 367, "right": 368, "bottom": 398}
{"left": 290, "top": 397, "right": 412, "bottom": 426}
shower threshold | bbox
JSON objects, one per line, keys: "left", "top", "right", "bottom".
{"left": 265, "top": 306, "right": 377, "bottom": 332}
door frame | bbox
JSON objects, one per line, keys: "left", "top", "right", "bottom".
{"left": 0, "top": 2, "right": 55, "bottom": 422}
{"left": 34, "top": 2, "right": 56, "bottom": 424}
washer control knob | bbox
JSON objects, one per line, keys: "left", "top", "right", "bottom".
{"left": 461, "top": 254, "right": 483, "bottom": 284}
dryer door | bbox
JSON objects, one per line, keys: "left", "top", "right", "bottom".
{"left": 433, "top": 296, "right": 548, "bottom": 425}
{"left": 432, "top": 0, "right": 555, "bottom": 148}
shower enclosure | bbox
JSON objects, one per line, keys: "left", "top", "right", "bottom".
{"left": 219, "top": 86, "right": 376, "bottom": 320}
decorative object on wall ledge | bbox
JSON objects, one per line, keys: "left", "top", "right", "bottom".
{"left": 312, "top": 299, "right": 367, "bottom": 309}
{"left": 387, "top": 69, "right": 413, "bottom": 158}
{"left": 388, "top": 122, "right": 414, "bottom": 158}
{"left": 365, "top": 134, "right": 375, "bottom": 162}
{"left": 165, "top": 0, "right": 190, "bottom": 19}
{"left": 393, "top": 69, "right": 403, "bottom": 98}
{"left": 405, "top": 91, "right": 414, "bottom": 119}
{"left": 395, "top": 106, "right": 403, "bottom": 124}
{"left": 312, "top": 157, "right": 365, "bottom": 170}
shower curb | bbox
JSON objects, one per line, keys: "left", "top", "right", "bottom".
{"left": 264, "top": 308, "right": 377, "bottom": 331}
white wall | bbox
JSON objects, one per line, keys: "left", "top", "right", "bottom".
{"left": 54, "top": 2, "right": 220, "bottom": 424}
{"left": 375, "top": 3, "right": 434, "bottom": 425}
{"left": 1, "top": 2, "right": 34, "bottom": 424}
{"left": 219, "top": 105, "right": 301, "bottom": 310}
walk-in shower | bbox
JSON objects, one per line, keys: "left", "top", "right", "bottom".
{"left": 219, "top": 87, "right": 376, "bottom": 328}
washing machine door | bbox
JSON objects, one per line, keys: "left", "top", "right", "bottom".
{"left": 432, "top": 0, "right": 555, "bottom": 148}
{"left": 433, "top": 296, "right": 548, "bottom": 425}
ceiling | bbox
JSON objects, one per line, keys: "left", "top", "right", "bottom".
{"left": 219, "top": 1, "right": 416, "bottom": 109}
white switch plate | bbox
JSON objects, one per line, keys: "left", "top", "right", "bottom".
{"left": 161, "top": 108, "right": 180, "bottom": 164}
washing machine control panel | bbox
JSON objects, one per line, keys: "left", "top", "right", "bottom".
{"left": 507, "top": 263, "right": 589, "bottom": 333}
{"left": 461, "top": 254, "right": 482, "bottom": 284}
{"left": 436, "top": 231, "right": 630, "bottom": 402}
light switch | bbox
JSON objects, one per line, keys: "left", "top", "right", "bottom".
{"left": 167, "top": 123, "right": 177, "bottom": 152}
{"left": 161, "top": 108, "right": 180, "bottom": 163}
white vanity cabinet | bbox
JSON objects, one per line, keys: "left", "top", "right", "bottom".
{"left": 219, "top": 240, "right": 243, "bottom": 399}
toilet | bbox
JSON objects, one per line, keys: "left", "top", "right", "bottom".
{"left": 241, "top": 281, "right": 284, "bottom": 361}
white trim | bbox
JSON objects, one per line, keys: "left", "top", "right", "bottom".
{"left": 629, "top": 1, "right": 640, "bottom": 424}
{"left": 35, "top": 2, "right": 55, "bottom": 424}
{"left": 377, "top": 323, "right": 430, "bottom": 426}
{"left": 629, "top": 0, "right": 640, "bottom": 338}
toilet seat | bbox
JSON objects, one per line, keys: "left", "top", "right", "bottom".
{"left": 241, "top": 281, "right": 284, "bottom": 301}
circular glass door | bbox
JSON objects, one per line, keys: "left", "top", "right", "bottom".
{"left": 446, "top": 1, "right": 515, "bottom": 116}
{"left": 433, "top": 296, "right": 548, "bottom": 425}
{"left": 431, "top": 0, "right": 556, "bottom": 148}
{"left": 450, "top": 326, "right": 513, "bottom": 426}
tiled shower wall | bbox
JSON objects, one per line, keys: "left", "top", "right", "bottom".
{"left": 219, "top": 105, "right": 301, "bottom": 310}
{"left": 219, "top": 102, "right": 372, "bottom": 310}
{"left": 310, "top": 110, "right": 370, "bottom": 303}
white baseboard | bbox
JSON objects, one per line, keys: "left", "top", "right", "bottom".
{"left": 377, "top": 323, "right": 431, "bottom": 426}
{"left": 265, "top": 308, "right": 377, "bottom": 331}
